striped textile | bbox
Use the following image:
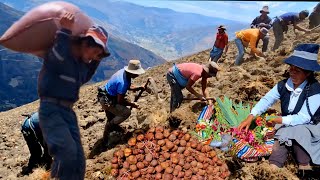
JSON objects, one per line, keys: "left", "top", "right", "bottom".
{"left": 196, "top": 105, "right": 275, "bottom": 161}
{"left": 231, "top": 134, "right": 274, "bottom": 162}
{"left": 197, "top": 105, "right": 214, "bottom": 141}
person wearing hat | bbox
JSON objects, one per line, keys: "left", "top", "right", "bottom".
{"left": 250, "top": 6, "right": 272, "bottom": 52}
{"left": 239, "top": 44, "right": 320, "bottom": 178}
{"left": 272, "top": 10, "right": 311, "bottom": 51}
{"left": 38, "top": 12, "right": 111, "bottom": 179}
{"left": 166, "top": 62, "right": 221, "bottom": 113}
{"left": 309, "top": 3, "right": 320, "bottom": 29}
{"left": 209, "top": 25, "right": 229, "bottom": 62}
{"left": 234, "top": 28, "right": 268, "bottom": 65}
{"left": 98, "top": 60, "right": 145, "bottom": 143}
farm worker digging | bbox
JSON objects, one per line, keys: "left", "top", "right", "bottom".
{"left": 98, "top": 60, "right": 145, "bottom": 144}
{"left": 209, "top": 25, "right": 229, "bottom": 62}
{"left": 234, "top": 27, "right": 268, "bottom": 65}
{"left": 166, "top": 62, "right": 221, "bottom": 113}
{"left": 18, "top": 112, "right": 52, "bottom": 176}
{"left": 272, "top": 10, "right": 310, "bottom": 51}
{"left": 38, "top": 12, "right": 111, "bottom": 180}
{"left": 250, "top": 5, "right": 272, "bottom": 52}
{"left": 238, "top": 44, "right": 320, "bottom": 179}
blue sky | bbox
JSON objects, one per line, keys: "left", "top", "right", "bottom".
{"left": 122, "top": 1, "right": 318, "bottom": 23}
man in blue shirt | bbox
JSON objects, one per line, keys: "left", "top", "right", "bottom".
{"left": 250, "top": 6, "right": 272, "bottom": 52}
{"left": 272, "top": 10, "right": 311, "bottom": 51}
{"left": 98, "top": 60, "right": 145, "bottom": 144}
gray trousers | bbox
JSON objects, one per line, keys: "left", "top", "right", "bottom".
{"left": 256, "top": 35, "right": 269, "bottom": 52}
{"left": 99, "top": 97, "right": 131, "bottom": 140}
{"left": 39, "top": 102, "right": 85, "bottom": 180}
{"left": 269, "top": 140, "right": 311, "bottom": 168}
{"left": 167, "top": 72, "right": 183, "bottom": 113}
{"left": 272, "top": 20, "right": 284, "bottom": 51}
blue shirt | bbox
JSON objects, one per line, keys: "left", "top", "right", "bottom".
{"left": 105, "top": 69, "right": 131, "bottom": 96}
{"left": 38, "top": 29, "right": 100, "bottom": 102}
{"left": 251, "top": 78, "right": 320, "bottom": 126}
{"left": 279, "top": 12, "right": 300, "bottom": 25}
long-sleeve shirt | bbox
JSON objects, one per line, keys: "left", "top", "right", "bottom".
{"left": 38, "top": 28, "right": 100, "bottom": 102}
{"left": 250, "top": 15, "right": 272, "bottom": 29}
{"left": 235, "top": 29, "right": 262, "bottom": 55}
{"left": 251, "top": 78, "right": 320, "bottom": 126}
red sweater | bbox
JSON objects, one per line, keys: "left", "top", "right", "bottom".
{"left": 214, "top": 32, "right": 228, "bottom": 49}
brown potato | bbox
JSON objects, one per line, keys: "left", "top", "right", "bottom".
{"left": 129, "top": 164, "right": 137, "bottom": 172}
{"left": 163, "top": 129, "right": 170, "bottom": 138}
{"left": 128, "top": 137, "right": 137, "bottom": 146}
{"left": 137, "top": 162, "right": 145, "bottom": 169}
{"left": 145, "top": 153, "right": 153, "bottom": 162}
{"left": 151, "top": 159, "right": 158, "bottom": 167}
{"left": 169, "top": 134, "right": 177, "bottom": 141}
{"left": 155, "top": 165, "right": 163, "bottom": 173}
{"left": 110, "top": 169, "right": 119, "bottom": 177}
{"left": 127, "top": 155, "right": 137, "bottom": 165}
{"left": 184, "top": 134, "right": 191, "bottom": 141}
{"left": 155, "top": 126, "right": 164, "bottom": 133}
{"left": 145, "top": 132, "right": 154, "bottom": 140}
{"left": 155, "top": 132, "right": 164, "bottom": 140}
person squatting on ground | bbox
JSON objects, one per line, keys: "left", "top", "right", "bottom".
{"left": 38, "top": 12, "right": 111, "bottom": 180}
{"left": 250, "top": 5, "right": 272, "bottom": 53}
{"left": 166, "top": 61, "right": 221, "bottom": 113}
{"left": 234, "top": 27, "right": 268, "bottom": 65}
{"left": 98, "top": 60, "right": 145, "bottom": 144}
{"left": 209, "top": 25, "right": 229, "bottom": 62}
{"left": 272, "top": 10, "right": 311, "bottom": 51}
{"left": 238, "top": 44, "right": 320, "bottom": 179}
{"left": 18, "top": 112, "right": 52, "bottom": 177}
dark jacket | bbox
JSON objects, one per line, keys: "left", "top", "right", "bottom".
{"left": 38, "top": 29, "right": 100, "bottom": 103}
{"left": 251, "top": 15, "right": 272, "bottom": 29}
{"left": 278, "top": 78, "right": 320, "bottom": 124}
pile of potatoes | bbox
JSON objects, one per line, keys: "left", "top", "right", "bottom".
{"left": 111, "top": 126, "right": 230, "bottom": 180}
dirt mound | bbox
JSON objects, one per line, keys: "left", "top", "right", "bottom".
{"left": 0, "top": 21, "right": 319, "bottom": 179}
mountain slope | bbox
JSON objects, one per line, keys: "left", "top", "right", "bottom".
{"left": 0, "top": 20, "right": 319, "bottom": 179}
{"left": 0, "top": 0, "right": 247, "bottom": 60}
{"left": 0, "top": 2, "right": 165, "bottom": 111}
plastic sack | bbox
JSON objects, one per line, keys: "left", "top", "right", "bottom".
{"left": 0, "top": 1, "right": 93, "bottom": 58}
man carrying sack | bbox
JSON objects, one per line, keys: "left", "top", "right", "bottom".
{"left": 98, "top": 60, "right": 145, "bottom": 145}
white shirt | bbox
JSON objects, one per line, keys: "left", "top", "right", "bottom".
{"left": 250, "top": 78, "right": 320, "bottom": 126}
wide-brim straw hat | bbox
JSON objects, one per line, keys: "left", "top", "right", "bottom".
{"left": 124, "top": 59, "right": 145, "bottom": 75}
{"left": 203, "top": 61, "right": 221, "bottom": 77}
{"left": 260, "top": 6, "right": 270, "bottom": 14}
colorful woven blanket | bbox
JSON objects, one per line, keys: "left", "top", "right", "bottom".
{"left": 196, "top": 105, "right": 275, "bottom": 162}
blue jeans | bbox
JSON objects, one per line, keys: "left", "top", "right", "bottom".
{"left": 167, "top": 72, "right": 183, "bottom": 113}
{"left": 235, "top": 38, "right": 245, "bottom": 65}
{"left": 210, "top": 46, "right": 223, "bottom": 62}
{"left": 39, "top": 102, "right": 85, "bottom": 180}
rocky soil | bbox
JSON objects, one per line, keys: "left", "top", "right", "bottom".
{"left": 0, "top": 21, "right": 319, "bottom": 180}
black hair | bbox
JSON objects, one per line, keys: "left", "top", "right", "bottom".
{"left": 71, "top": 36, "right": 108, "bottom": 58}
{"left": 72, "top": 36, "right": 103, "bottom": 49}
